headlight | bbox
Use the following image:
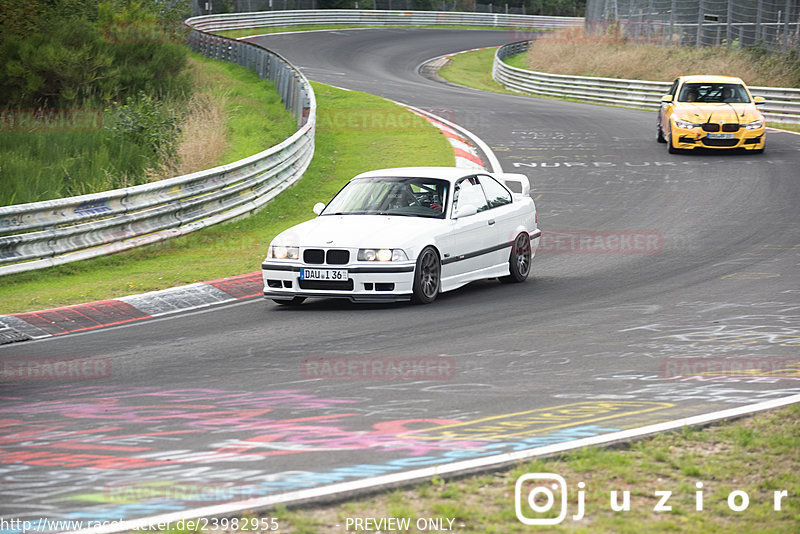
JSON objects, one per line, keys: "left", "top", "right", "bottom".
{"left": 358, "top": 248, "right": 408, "bottom": 262}
{"left": 744, "top": 119, "right": 764, "bottom": 129}
{"left": 269, "top": 245, "right": 299, "bottom": 260}
{"left": 675, "top": 119, "right": 700, "bottom": 130}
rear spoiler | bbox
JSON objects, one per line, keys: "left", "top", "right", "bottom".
{"left": 500, "top": 173, "right": 531, "bottom": 197}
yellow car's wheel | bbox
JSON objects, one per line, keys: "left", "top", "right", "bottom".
{"left": 667, "top": 130, "right": 680, "bottom": 154}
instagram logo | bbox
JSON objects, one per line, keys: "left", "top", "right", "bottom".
{"left": 515, "top": 473, "right": 793, "bottom": 523}
{"left": 515, "top": 473, "right": 584, "bottom": 525}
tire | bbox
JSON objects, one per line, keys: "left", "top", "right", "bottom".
{"left": 273, "top": 297, "right": 306, "bottom": 306}
{"left": 667, "top": 130, "right": 679, "bottom": 154}
{"left": 411, "top": 246, "right": 440, "bottom": 304}
{"left": 500, "top": 232, "right": 532, "bottom": 284}
{"left": 657, "top": 122, "right": 666, "bottom": 143}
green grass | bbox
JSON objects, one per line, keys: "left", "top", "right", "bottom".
{"left": 0, "top": 82, "right": 453, "bottom": 314}
{"left": 0, "top": 111, "right": 159, "bottom": 205}
{"left": 439, "top": 48, "right": 643, "bottom": 113}
{"left": 236, "top": 404, "right": 800, "bottom": 533}
{"left": 501, "top": 51, "right": 528, "bottom": 69}
{"left": 188, "top": 52, "right": 298, "bottom": 164}
{"left": 0, "top": 52, "right": 297, "bottom": 208}
{"left": 436, "top": 48, "right": 515, "bottom": 94}
{"left": 769, "top": 122, "right": 800, "bottom": 133}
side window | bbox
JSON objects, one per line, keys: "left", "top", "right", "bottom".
{"left": 669, "top": 79, "right": 679, "bottom": 97}
{"left": 478, "top": 175, "right": 512, "bottom": 209}
{"left": 453, "top": 177, "right": 489, "bottom": 214}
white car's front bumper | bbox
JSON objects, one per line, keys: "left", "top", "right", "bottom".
{"left": 262, "top": 259, "right": 417, "bottom": 303}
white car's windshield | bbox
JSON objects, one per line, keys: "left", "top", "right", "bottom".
{"left": 322, "top": 177, "right": 449, "bottom": 219}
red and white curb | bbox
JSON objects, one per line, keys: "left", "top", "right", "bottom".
{"left": 0, "top": 272, "right": 263, "bottom": 343}
{"left": 403, "top": 104, "right": 502, "bottom": 173}
{"left": 412, "top": 110, "right": 486, "bottom": 169}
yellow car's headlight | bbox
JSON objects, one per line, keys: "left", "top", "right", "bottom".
{"left": 675, "top": 119, "right": 701, "bottom": 129}
{"left": 743, "top": 119, "right": 764, "bottom": 129}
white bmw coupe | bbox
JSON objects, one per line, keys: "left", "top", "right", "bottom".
{"left": 262, "top": 167, "right": 541, "bottom": 305}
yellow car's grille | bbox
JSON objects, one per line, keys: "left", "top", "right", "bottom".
{"left": 701, "top": 123, "right": 740, "bottom": 132}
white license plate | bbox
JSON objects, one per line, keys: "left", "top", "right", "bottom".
{"left": 300, "top": 268, "right": 348, "bottom": 281}
{"left": 706, "top": 132, "right": 735, "bottom": 139}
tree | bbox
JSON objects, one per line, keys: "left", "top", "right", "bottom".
{"left": 0, "top": 0, "right": 190, "bottom": 108}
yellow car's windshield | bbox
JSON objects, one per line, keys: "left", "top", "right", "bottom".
{"left": 678, "top": 83, "right": 750, "bottom": 104}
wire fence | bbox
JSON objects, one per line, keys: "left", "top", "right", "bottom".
{"left": 585, "top": 0, "right": 800, "bottom": 53}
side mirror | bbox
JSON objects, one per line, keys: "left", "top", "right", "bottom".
{"left": 660, "top": 94, "right": 673, "bottom": 103}
{"left": 753, "top": 96, "right": 765, "bottom": 106}
{"left": 312, "top": 202, "right": 325, "bottom": 215}
{"left": 454, "top": 204, "right": 478, "bottom": 219}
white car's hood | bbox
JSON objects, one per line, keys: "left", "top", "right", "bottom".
{"left": 271, "top": 214, "right": 445, "bottom": 250}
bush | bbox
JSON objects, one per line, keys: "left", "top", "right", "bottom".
{"left": 0, "top": 18, "right": 117, "bottom": 107}
{"left": 98, "top": 0, "right": 192, "bottom": 100}
{"left": 0, "top": 0, "right": 193, "bottom": 205}
{"left": 0, "top": 0, "right": 190, "bottom": 108}
{"left": 106, "top": 91, "right": 182, "bottom": 170}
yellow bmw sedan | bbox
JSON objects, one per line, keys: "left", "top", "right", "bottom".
{"left": 657, "top": 75, "right": 766, "bottom": 153}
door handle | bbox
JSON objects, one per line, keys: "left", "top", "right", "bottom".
{"left": 488, "top": 219, "right": 495, "bottom": 226}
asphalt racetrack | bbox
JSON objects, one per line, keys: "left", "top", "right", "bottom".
{"left": 1, "top": 28, "right": 799, "bottom": 530}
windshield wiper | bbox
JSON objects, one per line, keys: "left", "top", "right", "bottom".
{"left": 375, "top": 212, "right": 416, "bottom": 217}
{"left": 324, "top": 211, "right": 370, "bottom": 215}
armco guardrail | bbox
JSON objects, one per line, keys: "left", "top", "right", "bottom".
{"left": 0, "top": 10, "right": 580, "bottom": 276}
{"left": 493, "top": 41, "right": 800, "bottom": 125}
{"left": 186, "top": 9, "right": 582, "bottom": 33}
{"left": 0, "top": 25, "right": 316, "bottom": 276}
